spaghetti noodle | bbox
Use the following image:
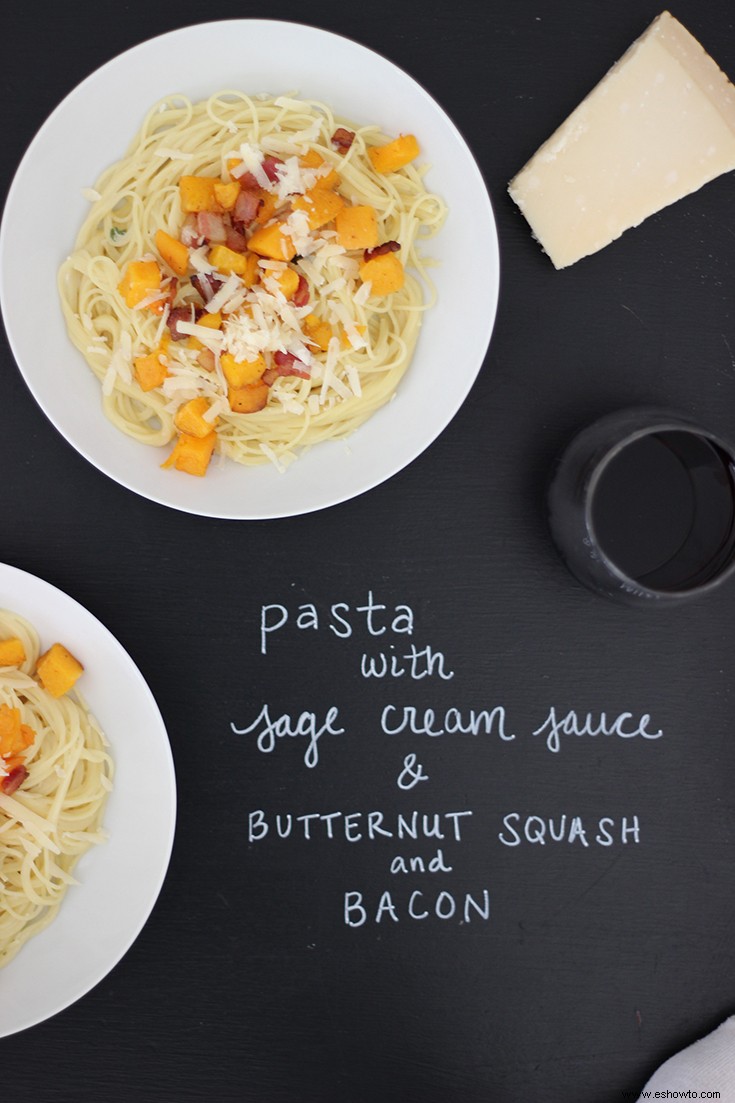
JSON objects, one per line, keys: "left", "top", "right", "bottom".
{"left": 0, "top": 611, "right": 112, "bottom": 968}
{"left": 59, "top": 92, "right": 446, "bottom": 476}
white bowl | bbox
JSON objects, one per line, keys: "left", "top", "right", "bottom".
{"left": 0, "top": 564, "right": 175, "bottom": 1037}
{"left": 0, "top": 20, "right": 499, "bottom": 519}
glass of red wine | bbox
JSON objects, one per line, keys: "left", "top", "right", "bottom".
{"left": 547, "top": 408, "right": 735, "bottom": 605}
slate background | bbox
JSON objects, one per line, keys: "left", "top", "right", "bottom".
{"left": 3, "top": 2, "right": 735, "bottom": 1101}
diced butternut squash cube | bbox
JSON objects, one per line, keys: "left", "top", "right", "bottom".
{"left": 359, "top": 252, "right": 405, "bottom": 296}
{"left": 36, "top": 643, "right": 84, "bottom": 698}
{"left": 221, "top": 352, "right": 267, "bottom": 387}
{"left": 155, "top": 229, "right": 189, "bottom": 277}
{"left": 179, "top": 175, "right": 219, "bottom": 212}
{"left": 0, "top": 705, "right": 34, "bottom": 758}
{"left": 248, "top": 222, "right": 297, "bottom": 261}
{"left": 208, "top": 246, "right": 259, "bottom": 283}
{"left": 303, "top": 313, "right": 334, "bottom": 352}
{"left": 118, "top": 260, "right": 162, "bottom": 308}
{"left": 0, "top": 638, "right": 26, "bottom": 667}
{"left": 134, "top": 345, "right": 168, "bottom": 391}
{"left": 253, "top": 190, "right": 279, "bottom": 225}
{"left": 335, "top": 205, "right": 378, "bottom": 250}
{"left": 174, "top": 397, "right": 219, "bottom": 437}
{"left": 300, "top": 150, "right": 340, "bottom": 189}
{"left": 368, "top": 134, "right": 420, "bottom": 174}
{"left": 340, "top": 323, "right": 367, "bottom": 349}
{"left": 266, "top": 267, "right": 299, "bottom": 298}
{"left": 199, "top": 311, "right": 223, "bottom": 330}
{"left": 293, "top": 188, "right": 345, "bottom": 230}
{"left": 228, "top": 382, "right": 270, "bottom": 413}
{"left": 162, "top": 431, "right": 217, "bottom": 477}
{"left": 213, "top": 180, "right": 241, "bottom": 210}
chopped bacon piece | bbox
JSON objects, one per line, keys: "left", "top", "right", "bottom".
{"left": 272, "top": 350, "right": 310, "bottom": 378}
{"left": 197, "top": 348, "right": 216, "bottom": 372}
{"left": 262, "top": 368, "right": 278, "bottom": 386}
{"left": 2, "top": 765, "right": 28, "bottom": 795}
{"left": 231, "top": 166, "right": 259, "bottom": 189}
{"left": 167, "top": 305, "right": 203, "bottom": 341}
{"left": 292, "top": 275, "right": 310, "bottom": 308}
{"left": 233, "top": 189, "right": 262, "bottom": 225}
{"left": 180, "top": 213, "right": 204, "bottom": 248}
{"left": 262, "top": 156, "right": 284, "bottom": 183}
{"left": 196, "top": 211, "right": 227, "bottom": 244}
{"left": 363, "top": 240, "right": 401, "bottom": 262}
{"left": 191, "top": 273, "right": 225, "bottom": 304}
{"left": 225, "top": 225, "right": 248, "bottom": 253}
{"left": 332, "top": 127, "right": 355, "bottom": 151}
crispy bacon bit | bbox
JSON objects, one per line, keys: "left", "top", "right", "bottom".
{"left": 167, "top": 305, "right": 203, "bottom": 341}
{"left": 225, "top": 226, "right": 248, "bottom": 253}
{"left": 262, "top": 156, "right": 284, "bottom": 183}
{"left": 363, "top": 240, "right": 401, "bottom": 262}
{"left": 180, "top": 213, "right": 203, "bottom": 248}
{"left": 262, "top": 367, "right": 278, "bottom": 386}
{"left": 196, "top": 211, "right": 227, "bottom": 244}
{"left": 197, "top": 348, "right": 216, "bottom": 372}
{"left": 191, "top": 273, "right": 225, "bottom": 304}
{"left": 292, "top": 275, "right": 310, "bottom": 308}
{"left": 272, "top": 351, "right": 310, "bottom": 379}
{"left": 232, "top": 168, "right": 259, "bottom": 189}
{"left": 233, "top": 189, "right": 262, "bottom": 226}
{"left": 332, "top": 127, "right": 355, "bottom": 151}
{"left": 2, "top": 765, "right": 28, "bottom": 795}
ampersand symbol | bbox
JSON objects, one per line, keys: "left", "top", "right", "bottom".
{"left": 397, "top": 753, "right": 429, "bottom": 790}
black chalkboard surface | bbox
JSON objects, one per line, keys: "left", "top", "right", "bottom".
{"left": 3, "top": 2, "right": 735, "bottom": 1101}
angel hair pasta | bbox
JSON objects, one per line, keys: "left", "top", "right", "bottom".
{"left": 0, "top": 611, "right": 112, "bottom": 968}
{"left": 58, "top": 91, "right": 447, "bottom": 477}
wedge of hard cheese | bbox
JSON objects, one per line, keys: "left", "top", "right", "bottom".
{"left": 508, "top": 11, "right": 735, "bottom": 269}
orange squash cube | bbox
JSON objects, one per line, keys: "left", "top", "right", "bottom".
{"left": 0, "top": 638, "right": 26, "bottom": 667}
{"left": 368, "top": 134, "right": 420, "bottom": 174}
{"left": 134, "top": 346, "right": 168, "bottom": 391}
{"left": 155, "top": 229, "right": 189, "bottom": 277}
{"left": 213, "top": 180, "right": 241, "bottom": 210}
{"left": 162, "top": 431, "right": 217, "bottom": 477}
{"left": 179, "top": 175, "right": 219, "bottom": 212}
{"left": 253, "top": 190, "right": 279, "bottom": 226}
{"left": 174, "top": 397, "right": 219, "bottom": 438}
{"left": 292, "top": 188, "right": 345, "bottom": 230}
{"left": 300, "top": 150, "right": 340, "bottom": 189}
{"left": 228, "top": 382, "right": 270, "bottom": 413}
{"left": 248, "top": 222, "right": 297, "bottom": 261}
{"left": 221, "top": 353, "right": 267, "bottom": 387}
{"left": 266, "top": 267, "right": 299, "bottom": 298}
{"left": 303, "top": 313, "right": 333, "bottom": 352}
{"left": 359, "top": 252, "right": 405, "bottom": 296}
{"left": 118, "top": 260, "right": 162, "bottom": 309}
{"left": 36, "top": 644, "right": 84, "bottom": 698}
{"left": 208, "top": 246, "right": 259, "bottom": 283}
{"left": 335, "top": 205, "right": 378, "bottom": 250}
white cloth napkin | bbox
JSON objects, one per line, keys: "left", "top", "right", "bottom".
{"left": 637, "top": 1015, "right": 735, "bottom": 1100}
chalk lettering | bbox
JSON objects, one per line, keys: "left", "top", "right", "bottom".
{"left": 390, "top": 849, "right": 453, "bottom": 874}
{"left": 246, "top": 809, "right": 473, "bottom": 843}
{"left": 498, "top": 812, "right": 641, "bottom": 846}
{"left": 230, "top": 704, "right": 344, "bottom": 768}
{"left": 532, "top": 706, "right": 663, "bottom": 753}
{"left": 344, "top": 889, "right": 491, "bottom": 925}
{"left": 381, "top": 704, "right": 514, "bottom": 740}
{"left": 259, "top": 593, "right": 415, "bottom": 653}
{"left": 360, "top": 644, "right": 454, "bottom": 680}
